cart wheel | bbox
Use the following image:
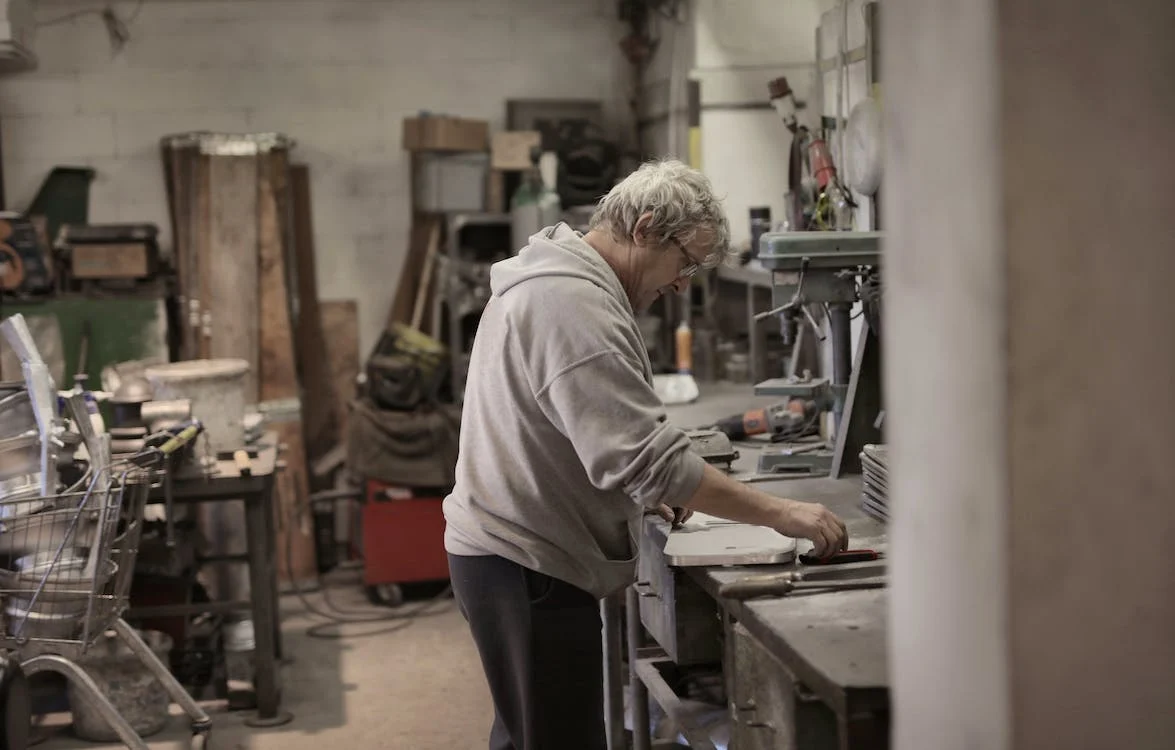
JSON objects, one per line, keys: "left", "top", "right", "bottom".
{"left": 365, "top": 583, "right": 403, "bottom": 608}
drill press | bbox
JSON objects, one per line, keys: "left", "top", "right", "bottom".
{"left": 752, "top": 231, "right": 883, "bottom": 478}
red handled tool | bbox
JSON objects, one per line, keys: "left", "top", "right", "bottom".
{"left": 798, "top": 549, "right": 881, "bottom": 566}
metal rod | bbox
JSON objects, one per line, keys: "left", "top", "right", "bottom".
{"left": 787, "top": 314, "right": 807, "bottom": 378}
{"left": 634, "top": 659, "right": 718, "bottom": 750}
{"left": 602, "top": 593, "right": 626, "bottom": 750}
{"left": 22, "top": 653, "right": 150, "bottom": 750}
{"left": 829, "top": 301, "right": 853, "bottom": 431}
{"left": 829, "top": 302, "right": 853, "bottom": 387}
{"left": 244, "top": 482, "right": 281, "bottom": 721}
{"left": 114, "top": 618, "right": 212, "bottom": 729}
{"left": 627, "top": 585, "right": 652, "bottom": 750}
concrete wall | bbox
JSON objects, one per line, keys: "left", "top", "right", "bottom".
{"left": 693, "top": 0, "right": 823, "bottom": 248}
{"left": 886, "top": 0, "right": 1175, "bottom": 747}
{"left": 0, "top": 0, "right": 629, "bottom": 354}
{"left": 637, "top": 0, "right": 827, "bottom": 245}
{"left": 636, "top": 2, "right": 693, "bottom": 161}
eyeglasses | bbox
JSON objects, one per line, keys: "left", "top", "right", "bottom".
{"left": 671, "top": 238, "right": 703, "bottom": 279}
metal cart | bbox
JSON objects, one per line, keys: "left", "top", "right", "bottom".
{"left": 0, "top": 449, "right": 213, "bottom": 749}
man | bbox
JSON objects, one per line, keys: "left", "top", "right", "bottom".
{"left": 444, "top": 159, "right": 848, "bottom": 750}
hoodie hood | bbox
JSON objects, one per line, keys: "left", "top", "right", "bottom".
{"left": 491, "top": 223, "right": 633, "bottom": 316}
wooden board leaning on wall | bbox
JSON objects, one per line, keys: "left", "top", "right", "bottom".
{"left": 257, "top": 148, "right": 317, "bottom": 582}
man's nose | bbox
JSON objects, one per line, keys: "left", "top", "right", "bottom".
{"left": 671, "top": 277, "right": 689, "bottom": 294}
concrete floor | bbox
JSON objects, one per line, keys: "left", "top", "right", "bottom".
{"left": 34, "top": 582, "right": 496, "bottom": 750}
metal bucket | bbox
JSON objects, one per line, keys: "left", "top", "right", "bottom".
{"left": 69, "top": 629, "right": 174, "bottom": 742}
{"left": 145, "top": 360, "right": 252, "bottom": 606}
{"left": 0, "top": 389, "right": 37, "bottom": 441}
{"left": 0, "top": 433, "right": 44, "bottom": 485}
{"left": 144, "top": 359, "right": 249, "bottom": 456}
{"left": 0, "top": 507, "right": 97, "bottom": 556}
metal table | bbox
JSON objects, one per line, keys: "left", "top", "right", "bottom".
{"left": 619, "top": 388, "right": 890, "bottom": 750}
{"left": 130, "top": 434, "right": 289, "bottom": 726}
{"left": 714, "top": 263, "right": 778, "bottom": 385}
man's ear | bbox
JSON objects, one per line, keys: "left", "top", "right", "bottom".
{"left": 631, "top": 212, "right": 655, "bottom": 247}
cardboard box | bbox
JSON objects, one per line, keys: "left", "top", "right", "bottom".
{"left": 414, "top": 153, "right": 489, "bottom": 212}
{"left": 402, "top": 116, "right": 488, "bottom": 152}
{"left": 491, "top": 131, "right": 543, "bottom": 170}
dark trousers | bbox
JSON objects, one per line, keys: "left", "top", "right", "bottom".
{"left": 448, "top": 553, "right": 606, "bottom": 750}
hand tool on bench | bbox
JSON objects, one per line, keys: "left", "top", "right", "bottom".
{"left": 719, "top": 575, "right": 887, "bottom": 601}
{"left": 799, "top": 549, "right": 881, "bottom": 565}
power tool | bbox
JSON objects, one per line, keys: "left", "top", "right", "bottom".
{"left": 712, "top": 398, "right": 820, "bottom": 442}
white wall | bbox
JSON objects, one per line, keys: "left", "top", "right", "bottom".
{"left": 0, "top": 0, "right": 628, "bottom": 354}
{"left": 637, "top": 3, "right": 693, "bottom": 161}
{"left": 693, "top": 0, "right": 823, "bottom": 248}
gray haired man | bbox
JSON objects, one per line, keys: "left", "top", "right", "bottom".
{"left": 444, "top": 160, "right": 848, "bottom": 750}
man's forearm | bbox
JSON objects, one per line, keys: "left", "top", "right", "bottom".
{"left": 680, "top": 463, "right": 789, "bottom": 527}
{"left": 678, "top": 463, "right": 850, "bottom": 557}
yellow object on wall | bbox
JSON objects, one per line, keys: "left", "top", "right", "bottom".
{"left": 688, "top": 127, "right": 702, "bottom": 170}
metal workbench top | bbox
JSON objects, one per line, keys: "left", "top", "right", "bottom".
{"left": 662, "top": 386, "right": 890, "bottom": 714}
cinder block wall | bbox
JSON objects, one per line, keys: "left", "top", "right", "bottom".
{"left": 0, "top": 0, "right": 630, "bottom": 353}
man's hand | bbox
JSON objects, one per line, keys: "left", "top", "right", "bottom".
{"left": 773, "top": 500, "right": 848, "bottom": 558}
{"left": 681, "top": 464, "right": 850, "bottom": 558}
{"left": 652, "top": 504, "right": 693, "bottom": 526}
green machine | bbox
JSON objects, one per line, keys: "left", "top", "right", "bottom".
{"left": 0, "top": 294, "right": 172, "bottom": 389}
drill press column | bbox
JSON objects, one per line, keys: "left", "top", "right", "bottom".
{"left": 828, "top": 300, "right": 854, "bottom": 429}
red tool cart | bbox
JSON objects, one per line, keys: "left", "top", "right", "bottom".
{"left": 361, "top": 480, "right": 450, "bottom": 606}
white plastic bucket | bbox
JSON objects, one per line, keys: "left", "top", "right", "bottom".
{"left": 144, "top": 359, "right": 249, "bottom": 455}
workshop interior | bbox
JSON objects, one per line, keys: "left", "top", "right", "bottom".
{"left": 0, "top": 0, "right": 1170, "bottom": 748}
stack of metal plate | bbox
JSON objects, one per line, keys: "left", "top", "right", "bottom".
{"left": 860, "top": 444, "right": 889, "bottom": 522}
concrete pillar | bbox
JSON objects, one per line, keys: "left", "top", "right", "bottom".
{"left": 884, "top": 1, "right": 1175, "bottom": 748}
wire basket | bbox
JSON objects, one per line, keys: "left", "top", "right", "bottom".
{"left": 0, "top": 465, "right": 151, "bottom": 658}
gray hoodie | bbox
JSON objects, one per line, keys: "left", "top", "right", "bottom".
{"left": 442, "top": 223, "right": 707, "bottom": 599}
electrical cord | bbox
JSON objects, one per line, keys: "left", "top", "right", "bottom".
{"left": 281, "top": 493, "right": 454, "bottom": 640}
{"left": 281, "top": 367, "right": 460, "bottom": 639}
{"left": 35, "top": 0, "right": 143, "bottom": 27}
{"left": 35, "top": 0, "right": 145, "bottom": 54}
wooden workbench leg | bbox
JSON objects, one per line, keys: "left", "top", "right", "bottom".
{"left": 243, "top": 487, "right": 293, "bottom": 728}
{"left": 627, "top": 586, "right": 652, "bottom": 750}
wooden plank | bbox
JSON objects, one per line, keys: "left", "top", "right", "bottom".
{"left": 320, "top": 299, "right": 360, "bottom": 441}
{"left": 163, "top": 141, "right": 194, "bottom": 358}
{"left": 256, "top": 148, "right": 317, "bottom": 581}
{"left": 386, "top": 212, "right": 442, "bottom": 333}
{"left": 187, "top": 145, "right": 207, "bottom": 361}
{"left": 205, "top": 155, "right": 258, "bottom": 397}
{"left": 288, "top": 164, "right": 339, "bottom": 479}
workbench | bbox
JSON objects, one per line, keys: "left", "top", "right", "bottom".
{"left": 616, "top": 388, "right": 889, "bottom": 750}
{"left": 129, "top": 434, "right": 288, "bottom": 727}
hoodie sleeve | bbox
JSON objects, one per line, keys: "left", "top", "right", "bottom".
{"left": 533, "top": 351, "right": 707, "bottom": 509}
